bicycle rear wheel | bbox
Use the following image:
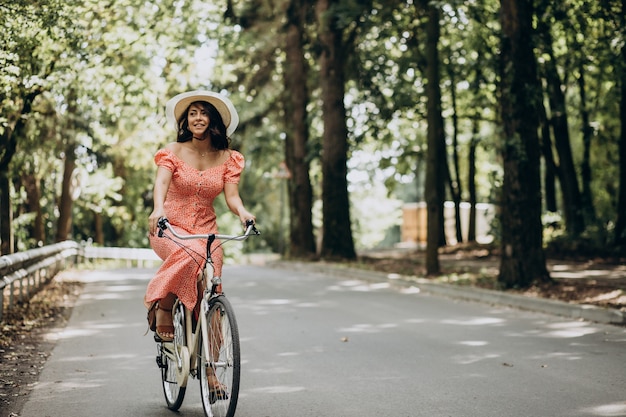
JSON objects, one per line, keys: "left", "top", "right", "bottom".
{"left": 198, "top": 295, "right": 241, "bottom": 417}
{"left": 159, "top": 302, "right": 187, "bottom": 410}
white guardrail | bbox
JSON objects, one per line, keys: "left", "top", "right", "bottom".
{"left": 82, "top": 246, "right": 161, "bottom": 267}
{"left": 0, "top": 243, "right": 161, "bottom": 322}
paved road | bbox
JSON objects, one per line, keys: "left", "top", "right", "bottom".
{"left": 20, "top": 265, "right": 626, "bottom": 417}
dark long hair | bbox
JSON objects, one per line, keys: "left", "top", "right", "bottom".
{"left": 176, "top": 101, "right": 230, "bottom": 150}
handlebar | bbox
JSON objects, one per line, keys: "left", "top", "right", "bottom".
{"left": 157, "top": 217, "right": 260, "bottom": 240}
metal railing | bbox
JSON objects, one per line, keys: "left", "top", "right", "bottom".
{"left": 0, "top": 243, "right": 163, "bottom": 322}
{"left": 82, "top": 246, "right": 161, "bottom": 268}
{"left": 0, "top": 241, "right": 81, "bottom": 322}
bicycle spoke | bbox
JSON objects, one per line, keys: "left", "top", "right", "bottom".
{"left": 159, "top": 303, "right": 187, "bottom": 410}
{"left": 198, "top": 296, "right": 240, "bottom": 417}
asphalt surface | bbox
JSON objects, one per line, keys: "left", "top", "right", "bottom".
{"left": 18, "top": 264, "right": 626, "bottom": 417}
{"left": 272, "top": 261, "right": 626, "bottom": 326}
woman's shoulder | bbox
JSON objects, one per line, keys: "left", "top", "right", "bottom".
{"left": 154, "top": 143, "right": 184, "bottom": 167}
{"left": 155, "top": 143, "right": 185, "bottom": 158}
{"left": 155, "top": 142, "right": 182, "bottom": 153}
{"left": 164, "top": 142, "right": 183, "bottom": 153}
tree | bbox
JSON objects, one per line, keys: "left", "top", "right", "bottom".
{"left": 55, "top": 89, "right": 78, "bottom": 242}
{"left": 421, "top": 1, "right": 446, "bottom": 275}
{"left": 5, "top": 0, "right": 626, "bottom": 261}
{"left": 284, "top": 0, "right": 317, "bottom": 258}
{"left": 0, "top": 88, "right": 43, "bottom": 254}
{"left": 219, "top": 0, "right": 318, "bottom": 256}
{"left": 615, "top": 0, "right": 626, "bottom": 246}
{"left": 457, "top": 0, "right": 500, "bottom": 244}
{"left": 614, "top": 0, "right": 626, "bottom": 246}
{"left": 498, "top": 0, "right": 550, "bottom": 288}
{"left": 3, "top": 3, "right": 82, "bottom": 249}
{"left": 467, "top": 120, "right": 480, "bottom": 242}
{"left": 315, "top": 0, "right": 356, "bottom": 259}
{"left": 618, "top": 63, "right": 626, "bottom": 245}
{"left": 446, "top": 67, "right": 464, "bottom": 245}
{"left": 536, "top": 0, "right": 585, "bottom": 236}
{"left": 539, "top": 101, "right": 559, "bottom": 213}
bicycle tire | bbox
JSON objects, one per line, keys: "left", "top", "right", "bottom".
{"left": 198, "top": 295, "right": 241, "bottom": 417}
{"left": 160, "top": 302, "right": 187, "bottom": 410}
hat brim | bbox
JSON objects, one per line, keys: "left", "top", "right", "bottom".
{"left": 165, "top": 90, "right": 239, "bottom": 136}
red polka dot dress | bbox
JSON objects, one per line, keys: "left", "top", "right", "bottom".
{"left": 144, "top": 148, "right": 244, "bottom": 311}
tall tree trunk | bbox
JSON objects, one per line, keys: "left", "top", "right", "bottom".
{"left": 94, "top": 211, "right": 104, "bottom": 245}
{"left": 0, "top": 174, "right": 13, "bottom": 255}
{"left": 447, "top": 67, "right": 463, "bottom": 244}
{"left": 498, "top": 0, "right": 550, "bottom": 288}
{"left": 545, "top": 58, "right": 585, "bottom": 235}
{"left": 316, "top": 0, "right": 356, "bottom": 260}
{"left": 0, "top": 89, "right": 41, "bottom": 254}
{"left": 55, "top": 149, "right": 76, "bottom": 242}
{"left": 468, "top": 120, "right": 479, "bottom": 243}
{"left": 422, "top": 1, "right": 445, "bottom": 274}
{"left": 616, "top": 3, "right": 626, "bottom": 245}
{"left": 284, "top": 0, "right": 316, "bottom": 258}
{"left": 467, "top": 67, "right": 485, "bottom": 243}
{"left": 577, "top": 68, "right": 597, "bottom": 224}
{"left": 536, "top": 4, "right": 585, "bottom": 235}
{"left": 539, "top": 101, "right": 558, "bottom": 213}
{"left": 22, "top": 173, "right": 45, "bottom": 245}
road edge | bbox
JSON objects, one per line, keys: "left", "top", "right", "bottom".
{"left": 266, "top": 261, "right": 626, "bottom": 326}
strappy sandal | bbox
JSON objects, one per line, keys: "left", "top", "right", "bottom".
{"left": 147, "top": 302, "right": 158, "bottom": 332}
{"left": 206, "top": 370, "right": 229, "bottom": 401}
{"left": 146, "top": 302, "right": 174, "bottom": 342}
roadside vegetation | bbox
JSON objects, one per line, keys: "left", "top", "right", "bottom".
{"left": 1, "top": 0, "right": 625, "bottom": 293}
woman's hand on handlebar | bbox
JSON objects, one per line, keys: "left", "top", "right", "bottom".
{"left": 148, "top": 209, "right": 166, "bottom": 236}
{"left": 238, "top": 209, "right": 255, "bottom": 229}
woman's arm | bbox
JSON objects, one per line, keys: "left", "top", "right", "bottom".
{"left": 224, "top": 182, "right": 255, "bottom": 225}
{"left": 149, "top": 166, "right": 173, "bottom": 235}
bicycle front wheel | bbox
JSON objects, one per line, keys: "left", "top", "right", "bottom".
{"left": 198, "top": 295, "right": 241, "bottom": 417}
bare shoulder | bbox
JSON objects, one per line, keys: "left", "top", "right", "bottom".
{"left": 223, "top": 149, "right": 242, "bottom": 163}
{"left": 164, "top": 142, "right": 186, "bottom": 158}
{"left": 165, "top": 142, "right": 182, "bottom": 152}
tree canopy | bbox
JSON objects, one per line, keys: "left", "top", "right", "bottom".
{"left": 2, "top": 0, "right": 625, "bottom": 289}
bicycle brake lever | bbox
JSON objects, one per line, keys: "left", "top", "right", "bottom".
{"left": 157, "top": 217, "right": 168, "bottom": 237}
{"left": 244, "top": 219, "right": 260, "bottom": 235}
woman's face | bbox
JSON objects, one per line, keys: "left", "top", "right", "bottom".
{"left": 187, "top": 103, "right": 210, "bottom": 139}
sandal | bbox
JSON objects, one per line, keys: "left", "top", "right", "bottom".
{"left": 147, "top": 302, "right": 158, "bottom": 332}
{"left": 207, "top": 370, "right": 228, "bottom": 401}
{"left": 146, "top": 302, "right": 174, "bottom": 342}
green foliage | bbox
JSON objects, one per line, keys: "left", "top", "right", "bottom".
{"left": 1, "top": 0, "right": 625, "bottom": 258}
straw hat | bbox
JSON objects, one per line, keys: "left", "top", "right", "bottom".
{"left": 165, "top": 90, "right": 239, "bottom": 136}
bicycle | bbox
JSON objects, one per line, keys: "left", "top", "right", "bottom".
{"left": 154, "top": 217, "right": 259, "bottom": 417}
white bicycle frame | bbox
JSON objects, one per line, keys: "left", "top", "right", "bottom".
{"left": 162, "top": 273, "right": 212, "bottom": 388}
{"left": 158, "top": 219, "right": 257, "bottom": 387}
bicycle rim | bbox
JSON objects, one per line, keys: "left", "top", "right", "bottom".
{"left": 198, "top": 296, "right": 240, "bottom": 417}
{"left": 160, "top": 302, "right": 187, "bottom": 410}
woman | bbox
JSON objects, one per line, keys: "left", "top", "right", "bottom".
{"left": 145, "top": 90, "right": 255, "bottom": 342}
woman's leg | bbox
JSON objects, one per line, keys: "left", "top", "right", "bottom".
{"left": 207, "top": 303, "right": 226, "bottom": 395}
{"left": 212, "top": 244, "right": 224, "bottom": 294}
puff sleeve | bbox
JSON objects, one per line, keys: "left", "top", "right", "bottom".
{"left": 224, "top": 151, "right": 244, "bottom": 184}
{"left": 154, "top": 148, "right": 177, "bottom": 172}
